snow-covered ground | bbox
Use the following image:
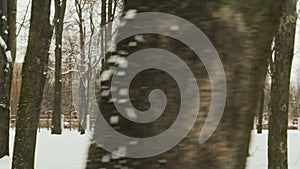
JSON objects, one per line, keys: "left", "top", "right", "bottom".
{"left": 246, "top": 130, "right": 300, "bottom": 169}
{"left": 1, "top": 129, "right": 300, "bottom": 169}
{"left": 0, "top": 129, "right": 90, "bottom": 169}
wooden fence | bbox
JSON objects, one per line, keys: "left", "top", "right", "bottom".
{"left": 10, "top": 111, "right": 84, "bottom": 131}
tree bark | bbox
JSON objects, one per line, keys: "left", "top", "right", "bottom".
{"left": 268, "top": 1, "right": 297, "bottom": 168}
{"left": 101, "top": 0, "right": 106, "bottom": 61}
{"left": 75, "top": 0, "right": 87, "bottom": 134}
{"left": 7, "top": 0, "right": 16, "bottom": 61}
{"left": 0, "top": 0, "right": 13, "bottom": 158}
{"left": 11, "top": 0, "right": 52, "bottom": 168}
{"left": 52, "top": 0, "right": 67, "bottom": 135}
{"left": 107, "top": 0, "right": 113, "bottom": 39}
{"left": 0, "top": 37, "right": 12, "bottom": 158}
{"left": 258, "top": 88, "right": 265, "bottom": 134}
{"left": 86, "top": 1, "right": 285, "bottom": 169}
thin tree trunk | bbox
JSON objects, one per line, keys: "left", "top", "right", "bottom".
{"left": 112, "top": 0, "right": 117, "bottom": 21}
{"left": 7, "top": 0, "right": 16, "bottom": 60}
{"left": 268, "top": 1, "right": 297, "bottom": 168}
{"left": 107, "top": 0, "right": 112, "bottom": 39}
{"left": 0, "top": 0, "right": 8, "bottom": 40}
{"left": 52, "top": 0, "right": 67, "bottom": 135}
{"left": 101, "top": 0, "right": 106, "bottom": 26}
{"left": 75, "top": 0, "right": 87, "bottom": 134}
{"left": 258, "top": 88, "right": 265, "bottom": 134}
{"left": 101, "top": 0, "right": 106, "bottom": 61}
{"left": 108, "top": 0, "right": 112, "bottom": 22}
{"left": 12, "top": 0, "right": 52, "bottom": 168}
{"left": 8, "top": 0, "right": 18, "bottom": 119}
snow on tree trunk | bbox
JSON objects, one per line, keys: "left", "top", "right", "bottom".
{"left": 0, "top": 36, "right": 12, "bottom": 158}
{"left": 0, "top": 0, "right": 13, "bottom": 158}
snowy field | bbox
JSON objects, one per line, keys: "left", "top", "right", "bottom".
{"left": 0, "top": 129, "right": 90, "bottom": 169}
{"left": 246, "top": 130, "right": 300, "bottom": 169}
{"left": 1, "top": 129, "right": 300, "bottom": 169}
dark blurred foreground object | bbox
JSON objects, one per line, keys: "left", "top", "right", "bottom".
{"left": 86, "top": 1, "right": 286, "bottom": 169}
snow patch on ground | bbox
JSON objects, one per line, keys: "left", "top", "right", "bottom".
{"left": 246, "top": 130, "right": 300, "bottom": 169}
{"left": 2, "top": 129, "right": 300, "bottom": 168}
{"left": 0, "top": 129, "right": 90, "bottom": 169}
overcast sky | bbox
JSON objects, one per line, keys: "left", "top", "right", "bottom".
{"left": 290, "top": 4, "right": 300, "bottom": 87}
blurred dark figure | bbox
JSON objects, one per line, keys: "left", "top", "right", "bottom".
{"left": 86, "top": 1, "right": 285, "bottom": 169}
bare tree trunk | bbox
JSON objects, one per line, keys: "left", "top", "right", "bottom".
{"left": 108, "top": 0, "right": 112, "bottom": 22}
{"left": 86, "top": 1, "right": 285, "bottom": 169}
{"left": 107, "top": 0, "right": 112, "bottom": 40}
{"left": 0, "top": 37, "right": 12, "bottom": 158}
{"left": 0, "top": 0, "right": 13, "bottom": 158}
{"left": 12, "top": 0, "right": 52, "bottom": 168}
{"left": 268, "top": 1, "right": 297, "bottom": 168}
{"left": 7, "top": 0, "right": 16, "bottom": 60}
{"left": 8, "top": 0, "right": 19, "bottom": 120}
{"left": 101, "top": 0, "right": 106, "bottom": 61}
{"left": 0, "top": 0, "right": 8, "bottom": 41}
{"left": 52, "top": 0, "right": 67, "bottom": 135}
{"left": 74, "top": 0, "right": 88, "bottom": 134}
{"left": 258, "top": 88, "right": 265, "bottom": 134}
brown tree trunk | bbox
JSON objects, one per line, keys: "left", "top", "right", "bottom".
{"left": 268, "top": 1, "right": 297, "bottom": 168}
{"left": 0, "top": 0, "right": 13, "bottom": 158}
{"left": 75, "top": 0, "right": 87, "bottom": 134}
{"left": 86, "top": 1, "right": 285, "bottom": 169}
{"left": 0, "top": 37, "right": 12, "bottom": 158}
{"left": 258, "top": 88, "right": 265, "bottom": 134}
{"left": 101, "top": 0, "right": 106, "bottom": 61}
{"left": 107, "top": 0, "right": 113, "bottom": 39}
{"left": 7, "top": 0, "right": 16, "bottom": 60}
{"left": 52, "top": 0, "right": 67, "bottom": 135}
{"left": 12, "top": 0, "right": 52, "bottom": 168}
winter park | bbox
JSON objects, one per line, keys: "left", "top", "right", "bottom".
{"left": 1, "top": 0, "right": 300, "bottom": 169}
